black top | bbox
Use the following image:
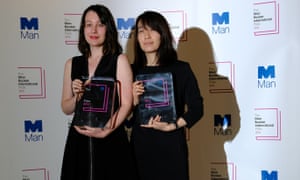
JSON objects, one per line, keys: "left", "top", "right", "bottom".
{"left": 71, "top": 54, "right": 119, "bottom": 128}
{"left": 71, "top": 54, "right": 118, "bottom": 80}
{"left": 132, "top": 60, "right": 203, "bottom": 128}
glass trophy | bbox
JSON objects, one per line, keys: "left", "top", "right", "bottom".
{"left": 73, "top": 76, "right": 118, "bottom": 128}
{"left": 136, "top": 72, "right": 177, "bottom": 125}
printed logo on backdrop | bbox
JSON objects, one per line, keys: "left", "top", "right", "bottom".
{"left": 209, "top": 61, "right": 235, "bottom": 93}
{"left": 24, "top": 120, "right": 44, "bottom": 142}
{"left": 214, "top": 114, "right": 232, "bottom": 136}
{"left": 20, "top": 17, "right": 40, "bottom": 40}
{"left": 18, "top": 67, "right": 46, "bottom": 99}
{"left": 253, "top": 1, "right": 280, "bottom": 36}
{"left": 212, "top": 11, "right": 230, "bottom": 34}
{"left": 117, "top": 17, "right": 135, "bottom": 39}
{"left": 22, "top": 168, "right": 49, "bottom": 180}
{"left": 64, "top": 13, "right": 81, "bottom": 45}
{"left": 255, "top": 108, "right": 281, "bottom": 141}
{"left": 261, "top": 170, "right": 278, "bottom": 180}
{"left": 211, "top": 162, "right": 236, "bottom": 180}
{"left": 258, "top": 65, "right": 276, "bottom": 88}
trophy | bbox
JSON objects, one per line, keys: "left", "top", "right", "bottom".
{"left": 73, "top": 76, "right": 118, "bottom": 128}
{"left": 136, "top": 72, "right": 177, "bottom": 125}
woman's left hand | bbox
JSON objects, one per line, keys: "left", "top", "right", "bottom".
{"left": 141, "top": 115, "right": 176, "bottom": 132}
{"left": 74, "top": 125, "right": 113, "bottom": 138}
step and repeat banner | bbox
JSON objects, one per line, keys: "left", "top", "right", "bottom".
{"left": 0, "top": 0, "right": 299, "bottom": 179}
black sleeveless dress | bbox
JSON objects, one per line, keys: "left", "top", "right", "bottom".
{"left": 61, "top": 54, "right": 137, "bottom": 180}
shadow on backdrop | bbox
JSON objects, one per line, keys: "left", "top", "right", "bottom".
{"left": 177, "top": 27, "right": 240, "bottom": 180}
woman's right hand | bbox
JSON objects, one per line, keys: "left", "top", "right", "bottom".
{"left": 133, "top": 81, "right": 144, "bottom": 106}
{"left": 72, "top": 79, "right": 84, "bottom": 101}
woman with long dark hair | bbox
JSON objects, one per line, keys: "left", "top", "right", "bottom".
{"left": 131, "top": 11, "right": 204, "bottom": 180}
{"left": 60, "top": 4, "right": 136, "bottom": 180}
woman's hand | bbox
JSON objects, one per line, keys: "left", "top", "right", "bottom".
{"left": 72, "top": 79, "right": 91, "bottom": 101}
{"left": 133, "top": 81, "right": 144, "bottom": 106}
{"left": 72, "top": 79, "right": 84, "bottom": 101}
{"left": 74, "top": 125, "right": 113, "bottom": 138}
{"left": 141, "top": 115, "right": 177, "bottom": 132}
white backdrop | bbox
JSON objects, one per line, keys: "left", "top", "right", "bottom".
{"left": 0, "top": 0, "right": 299, "bottom": 179}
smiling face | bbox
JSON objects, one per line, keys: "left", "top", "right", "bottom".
{"left": 84, "top": 10, "right": 107, "bottom": 48}
{"left": 137, "top": 21, "right": 161, "bottom": 55}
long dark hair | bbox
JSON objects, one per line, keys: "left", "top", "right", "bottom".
{"left": 133, "top": 11, "right": 178, "bottom": 68}
{"left": 78, "top": 4, "right": 122, "bottom": 58}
